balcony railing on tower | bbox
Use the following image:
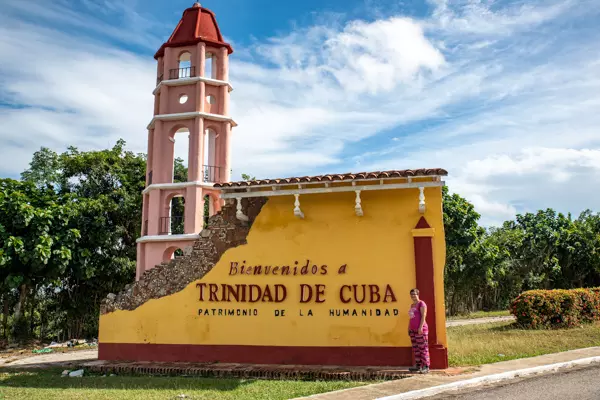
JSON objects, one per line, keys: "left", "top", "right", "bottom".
{"left": 203, "top": 165, "right": 224, "bottom": 183}
{"left": 169, "top": 66, "right": 196, "bottom": 80}
{"left": 159, "top": 216, "right": 184, "bottom": 235}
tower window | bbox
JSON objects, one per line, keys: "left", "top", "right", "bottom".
{"left": 179, "top": 94, "right": 188, "bottom": 104}
{"left": 171, "top": 51, "right": 194, "bottom": 79}
{"left": 173, "top": 127, "right": 190, "bottom": 182}
{"left": 163, "top": 246, "right": 184, "bottom": 261}
{"left": 178, "top": 51, "right": 191, "bottom": 68}
{"left": 205, "top": 94, "right": 216, "bottom": 113}
{"left": 205, "top": 52, "right": 215, "bottom": 79}
{"left": 203, "top": 128, "right": 221, "bottom": 182}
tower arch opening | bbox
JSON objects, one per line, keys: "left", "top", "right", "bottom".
{"left": 161, "top": 193, "right": 185, "bottom": 235}
{"left": 157, "top": 58, "right": 164, "bottom": 84}
{"left": 205, "top": 95, "right": 216, "bottom": 113}
{"left": 205, "top": 192, "right": 220, "bottom": 222}
{"left": 203, "top": 194, "right": 210, "bottom": 227}
{"left": 172, "top": 126, "right": 190, "bottom": 182}
{"left": 203, "top": 127, "right": 220, "bottom": 182}
{"left": 163, "top": 246, "right": 184, "bottom": 262}
{"left": 205, "top": 52, "right": 216, "bottom": 79}
{"left": 177, "top": 51, "right": 192, "bottom": 78}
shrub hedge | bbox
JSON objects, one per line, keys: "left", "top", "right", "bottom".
{"left": 510, "top": 287, "right": 600, "bottom": 329}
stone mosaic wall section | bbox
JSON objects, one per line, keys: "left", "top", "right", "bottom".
{"left": 100, "top": 197, "right": 268, "bottom": 314}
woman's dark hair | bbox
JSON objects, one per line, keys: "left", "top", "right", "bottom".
{"left": 410, "top": 288, "right": 420, "bottom": 295}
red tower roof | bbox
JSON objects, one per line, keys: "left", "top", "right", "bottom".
{"left": 154, "top": 2, "right": 233, "bottom": 59}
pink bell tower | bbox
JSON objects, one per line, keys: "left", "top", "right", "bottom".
{"left": 136, "top": 2, "right": 234, "bottom": 280}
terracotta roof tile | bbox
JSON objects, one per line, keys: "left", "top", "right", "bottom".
{"left": 214, "top": 168, "right": 448, "bottom": 188}
{"left": 154, "top": 4, "right": 233, "bottom": 60}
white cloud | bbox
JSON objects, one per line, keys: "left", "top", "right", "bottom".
{"left": 1, "top": 0, "right": 600, "bottom": 226}
{"left": 230, "top": 16, "right": 447, "bottom": 177}
{"left": 463, "top": 148, "right": 600, "bottom": 181}
{"left": 427, "top": 0, "right": 578, "bottom": 39}
{"left": 447, "top": 148, "right": 600, "bottom": 225}
{"left": 0, "top": 15, "right": 155, "bottom": 174}
{"left": 2, "top": 0, "right": 165, "bottom": 50}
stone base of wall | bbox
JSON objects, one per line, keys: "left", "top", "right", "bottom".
{"left": 84, "top": 359, "right": 414, "bottom": 381}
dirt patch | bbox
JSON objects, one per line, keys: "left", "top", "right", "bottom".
{"left": 1, "top": 349, "right": 98, "bottom": 368}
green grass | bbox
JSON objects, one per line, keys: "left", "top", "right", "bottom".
{"left": 447, "top": 310, "right": 511, "bottom": 320}
{"left": 448, "top": 320, "right": 600, "bottom": 367}
{"left": 0, "top": 368, "right": 364, "bottom": 400}
{"left": 2, "top": 320, "right": 600, "bottom": 398}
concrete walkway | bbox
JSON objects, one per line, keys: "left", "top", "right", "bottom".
{"left": 294, "top": 347, "right": 600, "bottom": 400}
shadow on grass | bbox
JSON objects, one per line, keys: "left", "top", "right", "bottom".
{"left": 487, "top": 321, "right": 600, "bottom": 332}
{"left": 0, "top": 368, "right": 253, "bottom": 391}
{"left": 488, "top": 322, "right": 523, "bottom": 332}
{"left": 449, "top": 321, "right": 521, "bottom": 332}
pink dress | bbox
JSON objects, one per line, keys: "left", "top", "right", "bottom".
{"left": 409, "top": 300, "right": 428, "bottom": 332}
{"left": 408, "top": 300, "right": 430, "bottom": 368}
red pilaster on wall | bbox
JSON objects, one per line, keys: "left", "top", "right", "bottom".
{"left": 412, "top": 216, "right": 448, "bottom": 369}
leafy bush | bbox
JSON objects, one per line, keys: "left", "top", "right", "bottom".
{"left": 510, "top": 288, "right": 600, "bottom": 329}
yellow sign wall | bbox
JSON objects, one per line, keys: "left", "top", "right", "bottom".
{"left": 99, "top": 187, "right": 447, "bottom": 348}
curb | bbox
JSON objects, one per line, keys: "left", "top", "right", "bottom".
{"left": 375, "top": 355, "right": 600, "bottom": 400}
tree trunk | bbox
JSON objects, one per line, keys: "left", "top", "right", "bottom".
{"left": 11, "top": 284, "right": 29, "bottom": 341}
{"left": 13, "top": 284, "right": 28, "bottom": 322}
{"left": 40, "top": 317, "right": 45, "bottom": 342}
{"left": 29, "top": 291, "right": 35, "bottom": 338}
{"left": 2, "top": 295, "right": 8, "bottom": 339}
{"left": 450, "top": 288, "right": 457, "bottom": 316}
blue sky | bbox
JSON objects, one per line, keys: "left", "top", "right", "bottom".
{"left": 1, "top": 0, "right": 600, "bottom": 225}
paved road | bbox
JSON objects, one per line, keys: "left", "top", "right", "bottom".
{"left": 446, "top": 316, "right": 515, "bottom": 327}
{"left": 428, "top": 364, "right": 600, "bottom": 400}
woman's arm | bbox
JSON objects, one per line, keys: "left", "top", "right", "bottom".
{"left": 419, "top": 302, "right": 427, "bottom": 334}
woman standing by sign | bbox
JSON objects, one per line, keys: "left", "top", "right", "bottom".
{"left": 408, "top": 288, "right": 430, "bottom": 373}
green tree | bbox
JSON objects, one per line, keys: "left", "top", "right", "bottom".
{"left": 546, "top": 210, "right": 600, "bottom": 289}
{"left": 483, "top": 222, "right": 525, "bottom": 308}
{"left": 21, "top": 147, "right": 61, "bottom": 189}
{"left": 21, "top": 140, "right": 146, "bottom": 338}
{"left": 511, "top": 209, "right": 570, "bottom": 290}
{"left": 0, "top": 179, "right": 81, "bottom": 339}
{"left": 442, "top": 186, "right": 490, "bottom": 314}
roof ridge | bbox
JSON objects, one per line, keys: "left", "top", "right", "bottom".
{"left": 215, "top": 168, "right": 448, "bottom": 188}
